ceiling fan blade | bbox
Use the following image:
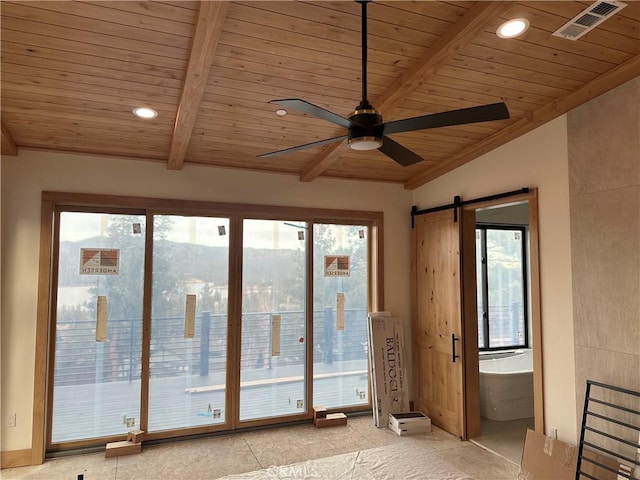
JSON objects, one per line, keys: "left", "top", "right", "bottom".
{"left": 270, "top": 99, "right": 352, "bottom": 129}
{"left": 258, "top": 135, "right": 347, "bottom": 158}
{"left": 378, "top": 136, "right": 424, "bottom": 167}
{"left": 383, "top": 102, "right": 510, "bottom": 135}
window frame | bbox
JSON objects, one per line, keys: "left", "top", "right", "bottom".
{"left": 34, "top": 191, "right": 384, "bottom": 457}
{"left": 476, "top": 223, "right": 529, "bottom": 351}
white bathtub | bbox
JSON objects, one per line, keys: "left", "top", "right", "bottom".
{"left": 479, "top": 349, "right": 534, "bottom": 421}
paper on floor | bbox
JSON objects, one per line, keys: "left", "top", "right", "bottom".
{"left": 216, "top": 443, "right": 472, "bottom": 480}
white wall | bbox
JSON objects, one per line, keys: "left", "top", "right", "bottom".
{"left": 411, "top": 116, "right": 577, "bottom": 443}
{"left": 0, "top": 150, "right": 413, "bottom": 451}
{"left": 2, "top": 115, "right": 579, "bottom": 451}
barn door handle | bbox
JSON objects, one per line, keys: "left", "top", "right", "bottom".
{"left": 451, "top": 334, "right": 460, "bottom": 363}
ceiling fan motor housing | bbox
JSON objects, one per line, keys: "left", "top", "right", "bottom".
{"left": 260, "top": 0, "right": 509, "bottom": 165}
{"left": 348, "top": 109, "right": 384, "bottom": 146}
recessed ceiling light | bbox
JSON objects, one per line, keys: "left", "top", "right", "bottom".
{"left": 275, "top": 109, "right": 288, "bottom": 117}
{"left": 496, "top": 18, "right": 530, "bottom": 39}
{"left": 132, "top": 107, "right": 158, "bottom": 119}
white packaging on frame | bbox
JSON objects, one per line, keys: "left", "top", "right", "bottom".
{"left": 336, "top": 293, "right": 345, "bottom": 331}
{"left": 184, "top": 294, "right": 196, "bottom": 338}
{"left": 271, "top": 314, "right": 281, "bottom": 356}
{"left": 96, "top": 296, "right": 108, "bottom": 342}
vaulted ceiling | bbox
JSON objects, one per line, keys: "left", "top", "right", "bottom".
{"left": 1, "top": 1, "right": 639, "bottom": 189}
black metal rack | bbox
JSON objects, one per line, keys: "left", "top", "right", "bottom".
{"left": 576, "top": 380, "right": 640, "bottom": 480}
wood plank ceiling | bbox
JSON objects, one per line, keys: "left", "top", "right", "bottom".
{"left": 1, "top": 1, "right": 639, "bottom": 188}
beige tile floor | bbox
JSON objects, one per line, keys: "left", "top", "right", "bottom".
{"left": 3, "top": 415, "right": 521, "bottom": 480}
{"left": 471, "top": 417, "right": 534, "bottom": 465}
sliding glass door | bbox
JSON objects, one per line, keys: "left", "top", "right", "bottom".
{"left": 148, "top": 215, "right": 230, "bottom": 432}
{"left": 239, "top": 219, "right": 308, "bottom": 421}
{"left": 45, "top": 197, "right": 379, "bottom": 451}
{"left": 51, "top": 211, "right": 145, "bottom": 443}
{"left": 312, "top": 224, "right": 369, "bottom": 409}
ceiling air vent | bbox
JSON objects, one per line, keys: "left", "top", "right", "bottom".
{"left": 552, "top": 0, "right": 627, "bottom": 41}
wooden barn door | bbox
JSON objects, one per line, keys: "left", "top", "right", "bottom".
{"left": 412, "top": 208, "right": 478, "bottom": 439}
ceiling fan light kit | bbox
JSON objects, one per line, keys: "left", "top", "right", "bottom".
{"left": 259, "top": 0, "right": 510, "bottom": 166}
{"left": 349, "top": 137, "right": 383, "bottom": 151}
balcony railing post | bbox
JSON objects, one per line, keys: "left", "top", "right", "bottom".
{"left": 200, "top": 311, "right": 210, "bottom": 376}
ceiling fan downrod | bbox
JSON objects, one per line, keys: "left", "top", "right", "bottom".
{"left": 357, "top": 0, "right": 372, "bottom": 111}
{"left": 350, "top": 0, "right": 382, "bottom": 150}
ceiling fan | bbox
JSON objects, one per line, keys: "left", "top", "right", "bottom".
{"left": 259, "top": 0, "right": 510, "bottom": 167}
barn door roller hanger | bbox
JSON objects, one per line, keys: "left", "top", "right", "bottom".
{"left": 410, "top": 188, "right": 530, "bottom": 228}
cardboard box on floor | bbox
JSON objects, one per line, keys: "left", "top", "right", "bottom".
{"left": 519, "top": 429, "right": 623, "bottom": 480}
{"left": 519, "top": 429, "right": 578, "bottom": 480}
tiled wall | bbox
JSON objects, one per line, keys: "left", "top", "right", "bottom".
{"left": 568, "top": 77, "right": 640, "bottom": 449}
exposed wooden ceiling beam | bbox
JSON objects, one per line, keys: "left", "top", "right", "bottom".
{"left": 405, "top": 54, "right": 640, "bottom": 190}
{"left": 300, "top": 1, "right": 513, "bottom": 182}
{"left": 299, "top": 140, "right": 347, "bottom": 182}
{"left": 375, "top": 1, "right": 513, "bottom": 112}
{"left": 167, "top": 1, "right": 229, "bottom": 170}
{"left": 1, "top": 122, "right": 18, "bottom": 156}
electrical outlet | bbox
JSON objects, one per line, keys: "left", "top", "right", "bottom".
{"left": 548, "top": 427, "right": 557, "bottom": 439}
{"left": 8, "top": 413, "right": 16, "bottom": 427}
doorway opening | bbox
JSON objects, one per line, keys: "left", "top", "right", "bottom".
{"left": 469, "top": 201, "right": 535, "bottom": 464}
{"left": 411, "top": 188, "right": 542, "bottom": 453}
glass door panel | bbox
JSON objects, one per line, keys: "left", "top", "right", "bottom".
{"left": 312, "top": 224, "right": 369, "bottom": 409}
{"left": 52, "top": 211, "right": 145, "bottom": 443}
{"left": 239, "top": 220, "right": 307, "bottom": 421}
{"left": 148, "top": 216, "right": 229, "bottom": 431}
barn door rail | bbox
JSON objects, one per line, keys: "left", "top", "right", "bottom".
{"left": 410, "top": 187, "right": 529, "bottom": 227}
{"left": 576, "top": 380, "right": 640, "bottom": 480}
